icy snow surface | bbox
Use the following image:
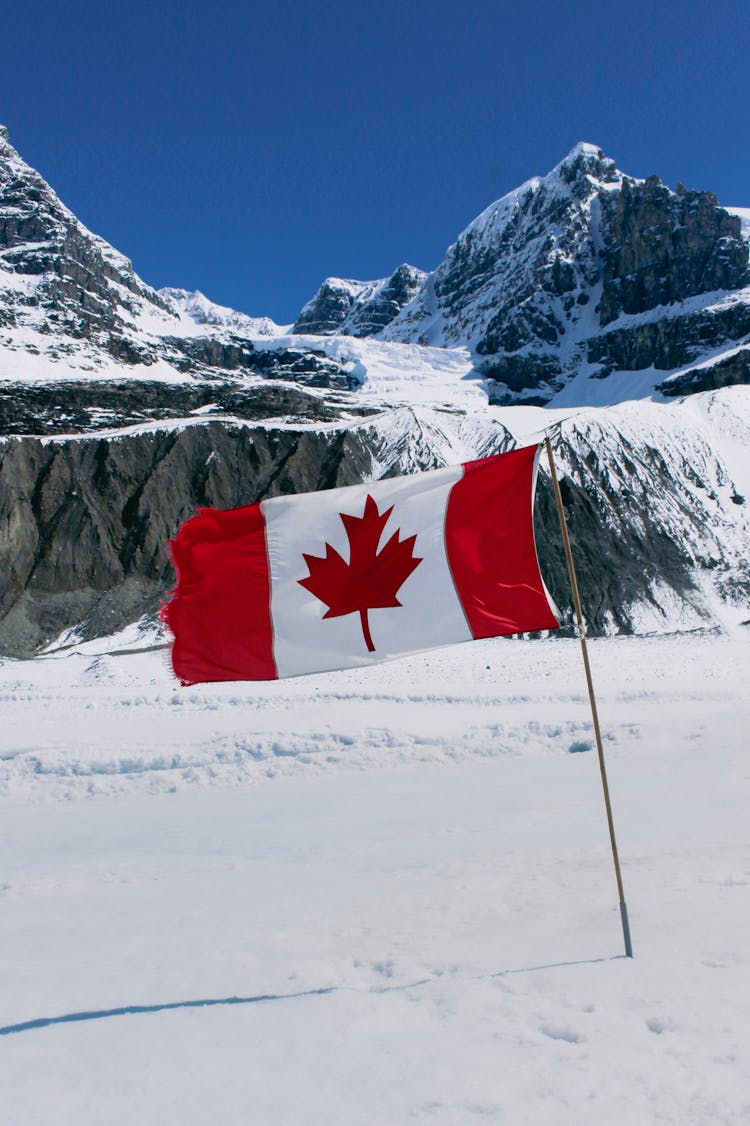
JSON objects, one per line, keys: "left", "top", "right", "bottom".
{"left": 1, "top": 627, "right": 748, "bottom": 1124}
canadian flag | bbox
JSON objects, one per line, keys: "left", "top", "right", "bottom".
{"left": 163, "top": 444, "right": 559, "bottom": 683}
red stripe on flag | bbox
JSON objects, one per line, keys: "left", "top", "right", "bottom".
{"left": 164, "top": 503, "right": 277, "bottom": 684}
{"left": 445, "top": 445, "right": 559, "bottom": 638}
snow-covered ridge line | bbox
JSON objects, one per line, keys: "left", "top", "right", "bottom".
{"left": 3, "top": 126, "right": 749, "bottom": 407}
{"left": 447, "top": 142, "right": 623, "bottom": 252}
{"left": 159, "top": 287, "right": 287, "bottom": 337}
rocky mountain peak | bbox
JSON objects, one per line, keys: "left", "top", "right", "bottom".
{"left": 0, "top": 132, "right": 361, "bottom": 395}
{"left": 376, "top": 143, "right": 750, "bottom": 402}
{"left": 293, "top": 264, "right": 427, "bottom": 337}
{"left": 551, "top": 141, "right": 619, "bottom": 186}
{"left": 0, "top": 127, "right": 179, "bottom": 371}
{"left": 294, "top": 275, "right": 372, "bottom": 335}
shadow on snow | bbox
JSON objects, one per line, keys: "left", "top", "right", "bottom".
{"left": 0, "top": 957, "right": 622, "bottom": 1037}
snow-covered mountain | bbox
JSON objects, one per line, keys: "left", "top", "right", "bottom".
{"left": 301, "top": 143, "right": 750, "bottom": 406}
{"left": 0, "top": 124, "right": 175, "bottom": 373}
{"left": 0, "top": 125, "right": 341, "bottom": 393}
{"left": 159, "top": 287, "right": 285, "bottom": 337}
{"left": 3, "top": 127, "right": 749, "bottom": 413}
{"left": 292, "top": 265, "right": 427, "bottom": 337}
{"left": 1, "top": 127, "right": 749, "bottom": 655}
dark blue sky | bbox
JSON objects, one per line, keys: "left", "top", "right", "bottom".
{"left": 2, "top": 0, "right": 748, "bottom": 323}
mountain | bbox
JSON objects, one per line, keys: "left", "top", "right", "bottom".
{"left": 1, "top": 128, "right": 749, "bottom": 655}
{"left": 0, "top": 124, "right": 174, "bottom": 369}
{"left": 159, "top": 287, "right": 284, "bottom": 337}
{"left": 0, "top": 125, "right": 356, "bottom": 410}
{"left": 299, "top": 143, "right": 750, "bottom": 405}
{"left": 292, "top": 265, "right": 427, "bottom": 336}
{"left": 4, "top": 128, "right": 749, "bottom": 416}
{"left": 2, "top": 388, "right": 749, "bottom": 656}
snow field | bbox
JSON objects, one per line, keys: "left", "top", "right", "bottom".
{"left": 0, "top": 630, "right": 748, "bottom": 1124}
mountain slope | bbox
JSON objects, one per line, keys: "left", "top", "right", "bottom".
{"left": 374, "top": 143, "right": 750, "bottom": 403}
{"left": 0, "top": 126, "right": 348, "bottom": 393}
{"left": 1, "top": 129, "right": 749, "bottom": 654}
{"left": 292, "top": 265, "right": 427, "bottom": 336}
{"left": 2, "top": 386, "right": 748, "bottom": 656}
{"left": 0, "top": 124, "right": 175, "bottom": 370}
{"left": 159, "top": 287, "right": 284, "bottom": 337}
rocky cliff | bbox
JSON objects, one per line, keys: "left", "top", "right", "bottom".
{"left": 375, "top": 144, "right": 750, "bottom": 403}
{"left": 292, "top": 265, "right": 426, "bottom": 336}
{"left": 2, "top": 391, "right": 748, "bottom": 657}
{"left": 0, "top": 126, "right": 353, "bottom": 393}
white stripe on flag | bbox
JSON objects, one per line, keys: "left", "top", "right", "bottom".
{"left": 262, "top": 465, "right": 471, "bottom": 678}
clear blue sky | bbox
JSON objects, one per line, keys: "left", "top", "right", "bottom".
{"left": 2, "top": 0, "right": 748, "bottom": 324}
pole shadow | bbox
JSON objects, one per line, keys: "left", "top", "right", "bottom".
{"left": 485, "top": 955, "right": 622, "bottom": 979}
{"left": 0, "top": 955, "right": 624, "bottom": 1037}
{"left": 0, "top": 986, "right": 336, "bottom": 1037}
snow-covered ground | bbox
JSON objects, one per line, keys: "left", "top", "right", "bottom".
{"left": 1, "top": 626, "right": 749, "bottom": 1124}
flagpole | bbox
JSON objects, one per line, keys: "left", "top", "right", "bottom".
{"left": 544, "top": 436, "right": 633, "bottom": 959}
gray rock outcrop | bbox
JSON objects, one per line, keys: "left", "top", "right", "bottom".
{"left": 378, "top": 144, "right": 750, "bottom": 402}
{"left": 292, "top": 265, "right": 426, "bottom": 336}
{"left": 2, "top": 397, "right": 748, "bottom": 656}
{"left": 0, "top": 127, "right": 171, "bottom": 357}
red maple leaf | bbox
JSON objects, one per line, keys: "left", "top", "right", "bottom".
{"left": 298, "top": 495, "right": 423, "bottom": 652}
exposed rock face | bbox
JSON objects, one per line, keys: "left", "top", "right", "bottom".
{"left": 293, "top": 265, "right": 426, "bottom": 336}
{"left": 0, "top": 421, "right": 366, "bottom": 655}
{"left": 656, "top": 348, "right": 750, "bottom": 397}
{"left": 538, "top": 404, "right": 750, "bottom": 634}
{"left": 377, "top": 144, "right": 750, "bottom": 403}
{"left": 0, "top": 128, "right": 171, "bottom": 357}
{"left": 0, "top": 128, "right": 315, "bottom": 388}
{"left": 0, "top": 378, "right": 378, "bottom": 437}
{"left": 343, "top": 265, "right": 427, "bottom": 336}
{"left": 293, "top": 278, "right": 371, "bottom": 335}
{"left": 598, "top": 177, "right": 748, "bottom": 323}
{"left": 1, "top": 410, "right": 489, "bottom": 655}
{"left": 2, "top": 393, "right": 748, "bottom": 656}
{"left": 161, "top": 338, "right": 353, "bottom": 388}
{"left": 587, "top": 303, "right": 750, "bottom": 376}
